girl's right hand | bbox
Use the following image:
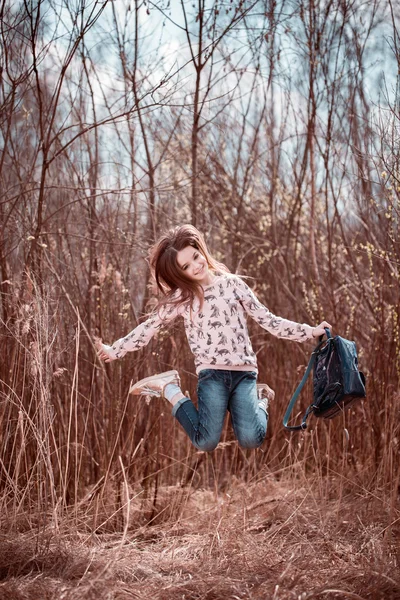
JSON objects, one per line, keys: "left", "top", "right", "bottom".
{"left": 94, "top": 337, "right": 116, "bottom": 363}
{"left": 312, "top": 321, "right": 332, "bottom": 338}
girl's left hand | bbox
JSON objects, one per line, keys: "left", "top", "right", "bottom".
{"left": 312, "top": 321, "right": 332, "bottom": 338}
{"left": 94, "top": 336, "right": 115, "bottom": 362}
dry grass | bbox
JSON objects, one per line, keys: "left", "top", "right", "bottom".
{"left": 0, "top": 283, "right": 399, "bottom": 599}
{"left": 0, "top": 475, "right": 398, "bottom": 600}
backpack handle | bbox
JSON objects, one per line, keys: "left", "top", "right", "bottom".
{"left": 322, "top": 327, "right": 332, "bottom": 340}
{"left": 283, "top": 327, "right": 331, "bottom": 431}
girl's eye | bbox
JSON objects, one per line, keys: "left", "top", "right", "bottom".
{"left": 182, "top": 252, "right": 199, "bottom": 271}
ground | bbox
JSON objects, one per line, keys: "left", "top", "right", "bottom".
{"left": 0, "top": 476, "right": 398, "bottom": 600}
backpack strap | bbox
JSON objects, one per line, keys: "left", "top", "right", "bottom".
{"left": 283, "top": 328, "right": 331, "bottom": 431}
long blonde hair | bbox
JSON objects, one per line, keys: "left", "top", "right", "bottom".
{"left": 149, "top": 224, "right": 230, "bottom": 314}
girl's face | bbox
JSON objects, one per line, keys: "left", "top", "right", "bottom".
{"left": 176, "top": 246, "right": 212, "bottom": 285}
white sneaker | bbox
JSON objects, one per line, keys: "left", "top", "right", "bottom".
{"left": 129, "top": 370, "right": 181, "bottom": 399}
{"left": 257, "top": 383, "right": 275, "bottom": 412}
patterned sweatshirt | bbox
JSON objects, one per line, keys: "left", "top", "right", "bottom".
{"left": 102, "top": 273, "right": 314, "bottom": 374}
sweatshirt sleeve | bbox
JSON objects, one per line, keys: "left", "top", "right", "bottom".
{"left": 102, "top": 301, "right": 182, "bottom": 360}
{"left": 233, "top": 277, "right": 314, "bottom": 343}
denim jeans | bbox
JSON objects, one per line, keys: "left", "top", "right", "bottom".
{"left": 171, "top": 369, "right": 268, "bottom": 452}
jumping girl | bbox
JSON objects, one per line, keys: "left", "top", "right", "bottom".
{"left": 96, "top": 225, "right": 331, "bottom": 451}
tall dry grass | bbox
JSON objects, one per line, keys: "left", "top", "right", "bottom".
{"left": 0, "top": 225, "right": 399, "bottom": 597}
{"left": 1, "top": 164, "right": 399, "bottom": 597}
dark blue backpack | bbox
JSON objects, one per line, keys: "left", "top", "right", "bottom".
{"left": 283, "top": 328, "right": 366, "bottom": 431}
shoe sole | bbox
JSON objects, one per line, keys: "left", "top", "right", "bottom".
{"left": 129, "top": 370, "right": 180, "bottom": 395}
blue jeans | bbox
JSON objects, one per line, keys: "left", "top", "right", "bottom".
{"left": 171, "top": 369, "right": 268, "bottom": 452}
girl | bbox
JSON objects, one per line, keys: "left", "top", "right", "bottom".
{"left": 96, "top": 225, "right": 331, "bottom": 452}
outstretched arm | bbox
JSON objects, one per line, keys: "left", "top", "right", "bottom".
{"left": 234, "top": 277, "right": 331, "bottom": 342}
{"left": 95, "top": 303, "right": 181, "bottom": 362}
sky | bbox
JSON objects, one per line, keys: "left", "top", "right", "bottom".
{"left": 27, "top": 0, "right": 399, "bottom": 193}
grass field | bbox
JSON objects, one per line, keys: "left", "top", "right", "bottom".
{"left": 1, "top": 269, "right": 399, "bottom": 599}
{"left": 0, "top": 466, "right": 398, "bottom": 600}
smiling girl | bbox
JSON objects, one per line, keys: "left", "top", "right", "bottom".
{"left": 96, "top": 225, "right": 331, "bottom": 451}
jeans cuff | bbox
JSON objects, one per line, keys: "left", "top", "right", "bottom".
{"left": 171, "top": 396, "right": 191, "bottom": 418}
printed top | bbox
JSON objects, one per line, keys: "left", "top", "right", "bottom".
{"left": 102, "top": 273, "right": 314, "bottom": 373}
{"left": 103, "top": 273, "right": 313, "bottom": 373}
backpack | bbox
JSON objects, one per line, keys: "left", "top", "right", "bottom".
{"left": 283, "top": 328, "right": 366, "bottom": 431}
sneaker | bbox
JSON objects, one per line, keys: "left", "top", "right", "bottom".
{"left": 129, "top": 370, "right": 181, "bottom": 398}
{"left": 257, "top": 383, "right": 275, "bottom": 412}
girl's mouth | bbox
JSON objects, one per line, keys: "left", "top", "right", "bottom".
{"left": 195, "top": 265, "right": 204, "bottom": 276}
